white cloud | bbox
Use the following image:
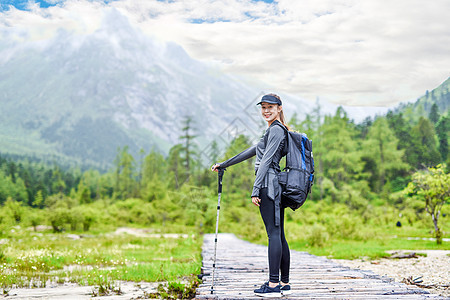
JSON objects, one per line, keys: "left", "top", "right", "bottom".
{"left": 1, "top": 0, "right": 449, "bottom": 106}
{"left": 1, "top": 1, "right": 105, "bottom": 41}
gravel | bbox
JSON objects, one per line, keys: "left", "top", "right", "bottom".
{"left": 333, "top": 250, "right": 450, "bottom": 298}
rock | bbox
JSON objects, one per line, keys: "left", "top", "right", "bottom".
{"left": 66, "top": 234, "right": 81, "bottom": 240}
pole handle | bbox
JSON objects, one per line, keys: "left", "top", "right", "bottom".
{"left": 218, "top": 168, "right": 225, "bottom": 193}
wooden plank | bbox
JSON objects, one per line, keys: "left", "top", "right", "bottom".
{"left": 196, "top": 233, "right": 440, "bottom": 299}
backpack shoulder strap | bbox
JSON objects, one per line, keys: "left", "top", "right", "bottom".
{"left": 273, "top": 120, "right": 288, "bottom": 132}
{"left": 263, "top": 120, "right": 287, "bottom": 143}
{"left": 264, "top": 121, "right": 289, "bottom": 162}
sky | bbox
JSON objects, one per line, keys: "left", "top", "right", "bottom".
{"left": 1, "top": 0, "right": 449, "bottom": 107}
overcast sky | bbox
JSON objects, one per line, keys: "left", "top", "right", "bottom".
{"left": 1, "top": 0, "right": 449, "bottom": 107}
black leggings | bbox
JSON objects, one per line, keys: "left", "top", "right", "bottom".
{"left": 259, "top": 187, "right": 290, "bottom": 283}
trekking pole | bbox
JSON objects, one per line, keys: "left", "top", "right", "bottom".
{"left": 211, "top": 167, "right": 225, "bottom": 294}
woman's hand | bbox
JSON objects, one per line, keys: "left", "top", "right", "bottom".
{"left": 252, "top": 196, "right": 261, "bottom": 207}
{"left": 211, "top": 163, "right": 221, "bottom": 172}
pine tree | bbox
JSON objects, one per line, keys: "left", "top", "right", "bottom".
{"left": 179, "top": 116, "right": 198, "bottom": 179}
{"left": 140, "top": 149, "right": 168, "bottom": 202}
{"left": 77, "top": 179, "right": 91, "bottom": 204}
{"left": 142, "top": 149, "right": 166, "bottom": 184}
{"left": 320, "top": 107, "right": 363, "bottom": 186}
{"left": 167, "top": 144, "right": 184, "bottom": 189}
{"left": 436, "top": 114, "right": 449, "bottom": 162}
{"left": 113, "top": 146, "right": 136, "bottom": 199}
{"left": 410, "top": 117, "right": 441, "bottom": 168}
{"left": 362, "top": 118, "right": 409, "bottom": 193}
{"left": 33, "top": 190, "right": 44, "bottom": 207}
{"left": 356, "top": 116, "right": 373, "bottom": 139}
{"left": 137, "top": 148, "right": 145, "bottom": 193}
{"left": 51, "top": 166, "right": 66, "bottom": 194}
{"left": 386, "top": 111, "right": 416, "bottom": 167}
{"left": 428, "top": 103, "right": 440, "bottom": 124}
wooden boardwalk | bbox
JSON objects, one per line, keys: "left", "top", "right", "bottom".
{"left": 196, "top": 234, "right": 443, "bottom": 299}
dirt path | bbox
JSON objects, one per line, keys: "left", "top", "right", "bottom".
{"left": 333, "top": 250, "right": 450, "bottom": 298}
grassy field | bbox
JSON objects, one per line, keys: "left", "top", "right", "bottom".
{"left": 0, "top": 218, "right": 448, "bottom": 297}
{"left": 290, "top": 236, "right": 449, "bottom": 259}
{"left": 285, "top": 221, "right": 449, "bottom": 259}
{"left": 0, "top": 227, "right": 202, "bottom": 296}
{"left": 227, "top": 212, "right": 449, "bottom": 260}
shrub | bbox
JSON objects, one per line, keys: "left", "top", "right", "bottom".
{"left": 67, "top": 207, "right": 85, "bottom": 231}
{"left": 44, "top": 193, "right": 77, "bottom": 209}
{"left": 81, "top": 206, "right": 98, "bottom": 231}
{"left": 48, "top": 207, "right": 70, "bottom": 232}
{"left": 27, "top": 209, "right": 43, "bottom": 231}
{"left": 3, "top": 197, "right": 24, "bottom": 223}
{"left": 306, "top": 224, "right": 329, "bottom": 247}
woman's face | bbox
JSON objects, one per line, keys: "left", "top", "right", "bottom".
{"left": 260, "top": 102, "right": 282, "bottom": 124}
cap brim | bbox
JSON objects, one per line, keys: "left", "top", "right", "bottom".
{"left": 256, "top": 100, "right": 279, "bottom": 105}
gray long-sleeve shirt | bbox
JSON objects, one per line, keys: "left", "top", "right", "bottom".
{"left": 219, "top": 120, "right": 286, "bottom": 197}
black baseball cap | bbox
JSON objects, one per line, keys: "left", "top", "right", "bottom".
{"left": 256, "top": 94, "right": 282, "bottom": 106}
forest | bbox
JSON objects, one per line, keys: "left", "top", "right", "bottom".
{"left": 0, "top": 102, "right": 448, "bottom": 247}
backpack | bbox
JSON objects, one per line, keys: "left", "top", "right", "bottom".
{"left": 277, "top": 125, "right": 315, "bottom": 210}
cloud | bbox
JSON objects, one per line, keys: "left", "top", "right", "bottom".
{"left": 1, "top": 0, "right": 449, "bottom": 106}
{"left": 1, "top": 1, "right": 104, "bottom": 42}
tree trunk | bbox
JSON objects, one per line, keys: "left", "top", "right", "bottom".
{"left": 431, "top": 213, "right": 442, "bottom": 245}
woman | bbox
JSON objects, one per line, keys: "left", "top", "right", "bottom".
{"left": 211, "top": 93, "right": 291, "bottom": 297}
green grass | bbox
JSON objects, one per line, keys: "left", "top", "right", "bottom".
{"left": 231, "top": 214, "right": 449, "bottom": 260}
{"left": 290, "top": 236, "right": 449, "bottom": 260}
{"left": 0, "top": 229, "right": 202, "bottom": 290}
{"left": 284, "top": 220, "right": 450, "bottom": 259}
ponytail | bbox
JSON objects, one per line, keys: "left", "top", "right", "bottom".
{"left": 267, "top": 93, "right": 290, "bottom": 131}
{"left": 279, "top": 110, "right": 290, "bottom": 131}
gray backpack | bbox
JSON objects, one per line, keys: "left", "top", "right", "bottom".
{"left": 277, "top": 124, "right": 315, "bottom": 210}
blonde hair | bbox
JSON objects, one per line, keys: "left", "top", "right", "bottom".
{"left": 267, "top": 93, "right": 290, "bottom": 131}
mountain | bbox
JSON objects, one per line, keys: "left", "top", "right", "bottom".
{"left": 0, "top": 8, "right": 416, "bottom": 168}
{"left": 0, "top": 9, "right": 265, "bottom": 167}
{"left": 394, "top": 77, "right": 450, "bottom": 121}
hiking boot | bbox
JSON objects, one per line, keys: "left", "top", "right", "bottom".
{"left": 280, "top": 284, "right": 291, "bottom": 295}
{"left": 254, "top": 282, "right": 282, "bottom": 298}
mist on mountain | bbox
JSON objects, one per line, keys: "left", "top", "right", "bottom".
{"left": 0, "top": 8, "right": 431, "bottom": 167}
